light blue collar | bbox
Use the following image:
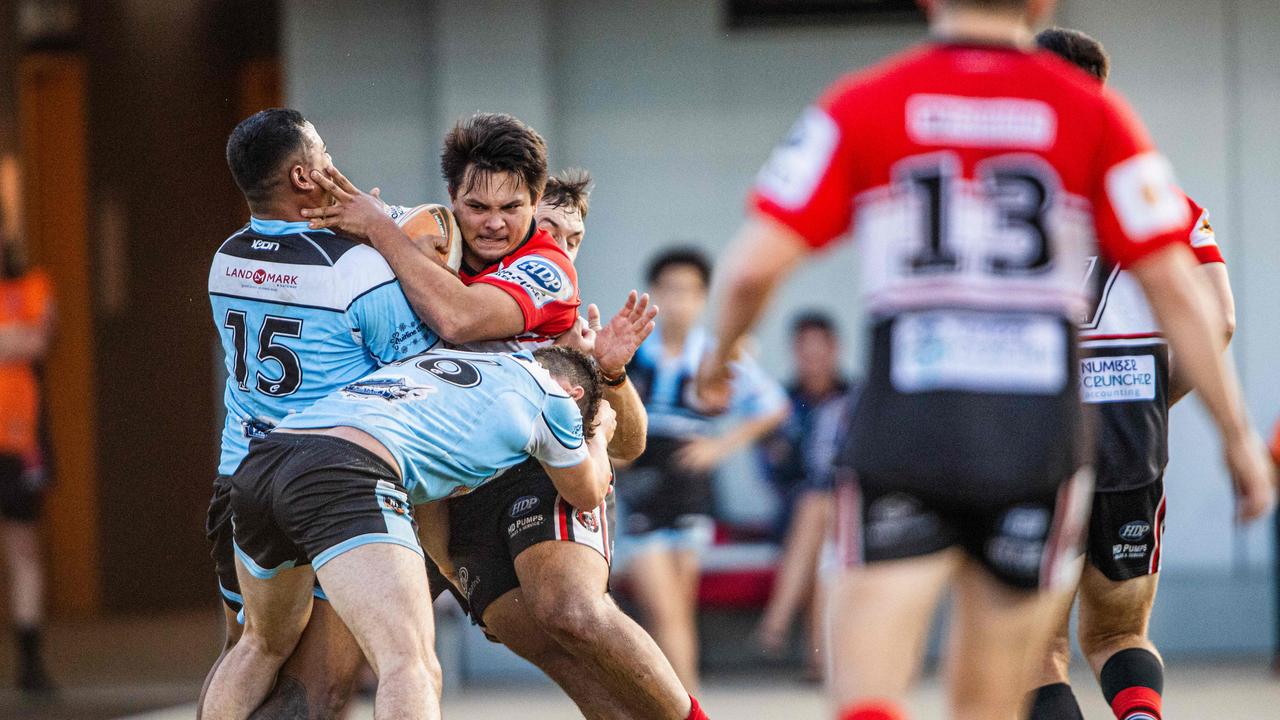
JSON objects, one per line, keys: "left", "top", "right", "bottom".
{"left": 249, "top": 216, "right": 334, "bottom": 236}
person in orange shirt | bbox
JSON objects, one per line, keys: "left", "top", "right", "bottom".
{"left": 0, "top": 227, "right": 54, "bottom": 695}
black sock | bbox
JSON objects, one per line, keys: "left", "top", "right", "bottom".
{"left": 1100, "top": 648, "right": 1164, "bottom": 719}
{"left": 1028, "top": 682, "right": 1085, "bottom": 720}
{"left": 1099, "top": 648, "right": 1164, "bottom": 702}
{"left": 14, "top": 625, "right": 42, "bottom": 668}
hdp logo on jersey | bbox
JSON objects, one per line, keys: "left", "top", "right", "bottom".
{"left": 493, "top": 255, "right": 572, "bottom": 308}
{"left": 1119, "top": 520, "right": 1151, "bottom": 541}
{"left": 514, "top": 258, "right": 563, "bottom": 292}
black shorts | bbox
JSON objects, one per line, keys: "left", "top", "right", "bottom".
{"left": 228, "top": 434, "right": 421, "bottom": 581}
{"left": 832, "top": 469, "right": 1093, "bottom": 591}
{"left": 205, "top": 474, "right": 243, "bottom": 611}
{"left": 1085, "top": 479, "right": 1166, "bottom": 581}
{"left": 1083, "top": 343, "right": 1170, "bottom": 491}
{"left": 448, "top": 458, "right": 614, "bottom": 625}
{"left": 0, "top": 453, "right": 45, "bottom": 522}
{"left": 844, "top": 317, "right": 1088, "bottom": 500}
{"left": 619, "top": 435, "right": 713, "bottom": 534}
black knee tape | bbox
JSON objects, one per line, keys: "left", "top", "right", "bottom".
{"left": 1099, "top": 648, "right": 1164, "bottom": 704}
{"left": 1028, "top": 682, "right": 1085, "bottom": 720}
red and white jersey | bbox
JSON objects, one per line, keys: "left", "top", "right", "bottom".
{"left": 1081, "top": 195, "right": 1225, "bottom": 347}
{"left": 751, "top": 42, "right": 1194, "bottom": 396}
{"left": 458, "top": 223, "right": 581, "bottom": 353}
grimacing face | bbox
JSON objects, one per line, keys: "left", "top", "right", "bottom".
{"left": 536, "top": 201, "right": 585, "bottom": 262}
{"left": 451, "top": 169, "right": 538, "bottom": 267}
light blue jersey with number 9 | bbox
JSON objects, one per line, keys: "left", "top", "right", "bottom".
{"left": 276, "top": 349, "right": 590, "bottom": 504}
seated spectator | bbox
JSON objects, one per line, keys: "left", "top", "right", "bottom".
{"left": 757, "top": 313, "right": 858, "bottom": 676}
{"left": 619, "top": 247, "right": 788, "bottom": 690}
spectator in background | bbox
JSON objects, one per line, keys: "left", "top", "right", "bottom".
{"left": 757, "top": 313, "right": 858, "bottom": 676}
{"left": 0, "top": 205, "right": 55, "bottom": 695}
{"left": 620, "top": 247, "right": 788, "bottom": 690}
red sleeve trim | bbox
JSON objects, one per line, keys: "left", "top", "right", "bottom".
{"left": 750, "top": 193, "right": 835, "bottom": 249}
{"left": 1192, "top": 244, "right": 1224, "bottom": 265}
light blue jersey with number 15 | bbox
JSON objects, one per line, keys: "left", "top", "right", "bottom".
{"left": 209, "top": 217, "right": 437, "bottom": 476}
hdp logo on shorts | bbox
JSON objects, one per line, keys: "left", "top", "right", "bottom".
{"left": 510, "top": 496, "right": 539, "bottom": 518}
{"left": 1119, "top": 520, "right": 1150, "bottom": 541}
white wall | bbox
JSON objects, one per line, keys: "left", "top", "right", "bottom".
{"left": 282, "top": 0, "right": 1280, "bottom": 645}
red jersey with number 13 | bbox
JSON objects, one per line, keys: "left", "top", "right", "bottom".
{"left": 753, "top": 42, "right": 1192, "bottom": 334}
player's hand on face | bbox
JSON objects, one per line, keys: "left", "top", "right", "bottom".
{"left": 676, "top": 436, "right": 729, "bottom": 473}
{"left": 300, "top": 166, "right": 394, "bottom": 242}
{"left": 593, "top": 398, "right": 618, "bottom": 444}
{"left": 555, "top": 314, "right": 597, "bottom": 355}
{"left": 594, "top": 291, "right": 659, "bottom": 377}
{"left": 1225, "top": 430, "right": 1277, "bottom": 522}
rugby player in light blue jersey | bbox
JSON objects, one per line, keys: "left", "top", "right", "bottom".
{"left": 201, "top": 346, "right": 615, "bottom": 720}
{"left": 204, "top": 108, "right": 437, "bottom": 713}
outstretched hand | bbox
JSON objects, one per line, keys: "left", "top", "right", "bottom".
{"left": 300, "top": 166, "right": 396, "bottom": 242}
{"left": 593, "top": 291, "right": 658, "bottom": 378}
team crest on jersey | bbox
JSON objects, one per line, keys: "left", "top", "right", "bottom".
{"left": 493, "top": 255, "right": 573, "bottom": 308}
{"left": 341, "top": 377, "right": 437, "bottom": 401}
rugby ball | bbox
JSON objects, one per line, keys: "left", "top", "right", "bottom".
{"left": 394, "top": 203, "right": 463, "bottom": 271}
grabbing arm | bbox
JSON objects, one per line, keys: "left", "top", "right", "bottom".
{"left": 303, "top": 167, "right": 526, "bottom": 344}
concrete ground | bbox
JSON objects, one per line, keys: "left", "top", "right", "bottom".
{"left": 124, "top": 663, "right": 1280, "bottom": 719}
{"left": 0, "top": 609, "right": 1277, "bottom": 719}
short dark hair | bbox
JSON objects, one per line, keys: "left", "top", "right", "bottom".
{"left": 1037, "top": 27, "right": 1110, "bottom": 82}
{"left": 542, "top": 169, "right": 592, "bottom": 220}
{"left": 226, "top": 108, "right": 309, "bottom": 205}
{"left": 532, "top": 346, "right": 604, "bottom": 440}
{"left": 441, "top": 113, "right": 549, "bottom": 201}
{"left": 646, "top": 247, "right": 712, "bottom": 289}
{"left": 792, "top": 311, "right": 838, "bottom": 338}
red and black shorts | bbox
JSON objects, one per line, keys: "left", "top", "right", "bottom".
{"left": 833, "top": 469, "right": 1093, "bottom": 591}
{"left": 447, "top": 458, "right": 614, "bottom": 626}
{"left": 1085, "top": 478, "right": 1166, "bottom": 581}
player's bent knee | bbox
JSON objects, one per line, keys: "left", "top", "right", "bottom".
{"left": 238, "top": 628, "right": 299, "bottom": 666}
{"left": 530, "top": 589, "right": 608, "bottom": 646}
{"left": 379, "top": 655, "right": 443, "bottom": 698}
